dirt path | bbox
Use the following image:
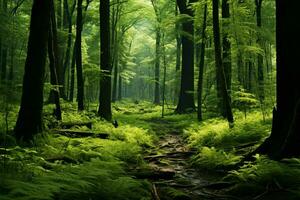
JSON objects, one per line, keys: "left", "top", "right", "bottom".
{"left": 143, "top": 118, "right": 235, "bottom": 200}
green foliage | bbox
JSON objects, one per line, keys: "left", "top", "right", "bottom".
{"left": 232, "top": 88, "right": 259, "bottom": 118}
{"left": 187, "top": 112, "right": 271, "bottom": 150}
{"left": 225, "top": 156, "right": 300, "bottom": 199}
{"left": 191, "top": 147, "right": 241, "bottom": 170}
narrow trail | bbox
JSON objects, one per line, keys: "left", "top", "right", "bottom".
{"left": 142, "top": 118, "right": 235, "bottom": 200}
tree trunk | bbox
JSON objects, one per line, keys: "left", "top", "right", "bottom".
{"left": 118, "top": 67, "right": 122, "bottom": 100}
{"left": 1, "top": 0, "right": 8, "bottom": 82}
{"left": 48, "top": 0, "right": 62, "bottom": 120}
{"left": 250, "top": 0, "right": 300, "bottom": 159}
{"left": 212, "top": 0, "right": 234, "bottom": 126}
{"left": 69, "top": 43, "right": 76, "bottom": 101}
{"left": 75, "top": 0, "right": 84, "bottom": 111}
{"left": 98, "top": 0, "right": 112, "bottom": 121}
{"left": 63, "top": 0, "right": 76, "bottom": 100}
{"left": 154, "top": 29, "right": 161, "bottom": 104}
{"left": 222, "top": 0, "right": 231, "bottom": 101}
{"left": 15, "top": 0, "right": 51, "bottom": 141}
{"left": 256, "top": 0, "right": 264, "bottom": 101}
{"left": 197, "top": 3, "right": 207, "bottom": 121}
{"left": 175, "top": 0, "right": 196, "bottom": 113}
{"left": 174, "top": 5, "right": 181, "bottom": 104}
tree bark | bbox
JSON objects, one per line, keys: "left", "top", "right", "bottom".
{"left": 222, "top": 0, "right": 232, "bottom": 108}
{"left": 212, "top": 0, "right": 234, "bottom": 126}
{"left": 98, "top": 0, "right": 112, "bottom": 121}
{"left": 48, "top": 0, "right": 62, "bottom": 120}
{"left": 250, "top": 0, "right": 300, "bottom": 159}
{"left": 154, "top": 29, "right": 161, "bottom": 104}
{"left": 175, "top": 0, "right": 196, "bottom": 113}
{"left": 15, "top": 0, "right": 51, "bottom": 141}
{"left": 75, "top": 0, "right": 84, "bottom": 111}
{"left": 255, "top": 0, "right": 264, "bottom": 100}
{"left": 197, "top": 3, "right": 207, "bottom": 121}
{"left": 1, "top": 0, "right": 8, "bottom": 82}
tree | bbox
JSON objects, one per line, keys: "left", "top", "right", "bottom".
{"left": 212, "top": 0, "right": 234, "bottom": 126}
{"left": 75, "top": 0, "right": 84, "bottom": 111}
{"left": 1, "top": 0, "right": 8, "bottom": 82}
{"left": 98, "top": 0, "right": 112, "bottom": 121}
{"left": 175, "top": 0, "right": 196, "bottom": 113}
{"left": 15, "top": 0, "right": 51, "bottom": 141}
{"left": 255, "top": 0, "right": 264, "bottom": 101}
{"left": 48, "top": 0, "right": 62, "bottom": 120}
{"left": 222, "top": 0, "right": 231, "bottom": 102}
{"left": 197, "top": 2, "right": 207, "bottom": 121}
{"left": 250, "top": 0, "right": 300, "bottom": 159}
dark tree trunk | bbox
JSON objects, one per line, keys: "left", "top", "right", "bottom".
{"left": 197, "top": 3, "right": 207, "bottom": 121}
{"left": 250, "top": 0, "right": 300, "bottom": 159}
{"left": 118, "top": 70, "right": 122, "bottom": 100}
{"left": 15, "top": 0, "right": 51, "bottom": 141}
{"left": 75, "top": 0, "right": 84, "bottom": 111}
{"left": 98, "top": 0, "right": 112, "bottom": 121}
{"left": 69, "top": 43, "right": 76, "bottom": 101}
{"left": 1, "top": 0, "right": 8, "bottom": 82}
{"left": 255, "top": 0, "right": 264, "bottom": 100}
{"left": 63, "top": 0, "right": 76, "bottom": 100}
{"left": 222, "top": 0, "right": 231, "bottom": 99}
{"left": 175, "top": 0, "right": 196, "bottom": 113}
{"left": 154, "top": 29, "right": 161, "bottom": 105}
{"left": 112, "top": 62, "right": 118, "bottom": 102}
{"left": 212, "top": 0, "right": 234, "bottom": 126}
{"left": 48, "top": 0, "right": 62, "bottom": 120}
{"left": 174, "top": 5, "right": 181, "bottom": 104}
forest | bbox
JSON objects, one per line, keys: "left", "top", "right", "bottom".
{"left": 0, "top": 0, "right": 300, "bottom": 199}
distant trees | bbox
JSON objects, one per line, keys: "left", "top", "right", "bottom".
{"left": 15, "top": 0, "right": 51, "bottom": 141}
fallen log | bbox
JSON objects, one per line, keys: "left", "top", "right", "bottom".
{"left": 53, "top": 129, "right": 109, "bottom": 139}
{"left": 60, "top": 121, "right": 93, "bottom": 129}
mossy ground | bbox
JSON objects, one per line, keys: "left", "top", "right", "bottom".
{"left": 1, "top": 100, "right": 300, "bottom": 200}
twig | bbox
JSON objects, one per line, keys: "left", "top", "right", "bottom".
{"left": 151, "top": 183, "right": 161, "bottom": 200}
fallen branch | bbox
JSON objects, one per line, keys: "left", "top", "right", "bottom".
{"left": 151, "top": 183, "right": 161, "bottom": 200}
{"left": 53, "top": 129, "right": 109, "bottom": 139}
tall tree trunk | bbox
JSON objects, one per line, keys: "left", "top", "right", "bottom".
{"left": 15, "top": 0, "right": 51, "bottom": 141}
{"left": 98, "top": 0, "right": 112, "bottom": 121}
{"left": 63, "top": 0, "right": 76, "bottom": 100}
{"left": 249, "top": 0, "right": 300, "bottom": 159}
{"left": 212, "top": 0, "right": 234, "bottom": 126}
{"left": 75, "top": 0, "right": 84, "bottom": 111}
{"left": 118, "top": 69, "right": 122, "bottom": 100}
{"left": 154, "top": 29, "right": 161, "bottom": 104}
{"left": 174, "top": 4, "right": 181, "bottom": 104}
{"left": 48, "top": 1, "right": 62, "bottom": 120}
{"left": 161, "top": 34, "right": 167, "bottom": 117}
{"left": 175, "top": 0, "right": 196, "bottom": 113}
{"left": 222, "top": 0, "right": 231, "bottom": 104}
{"left": 69, "top": 44, "right": 76, "bottom": 101}
{"left": 1, "top": 0, "right": 8, "bottom": 82}
{"left": 197, "top": 3, "right": 207, "bottom": 121}
{"left": 255, "top": 0, "right": 264, "bottom": 100}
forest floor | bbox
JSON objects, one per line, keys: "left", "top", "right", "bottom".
{"left": 2, "top": 100, "right": 300, "bottom": 200}
{"left": 141, "top": 117, "right": 233, "bottom": 200}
